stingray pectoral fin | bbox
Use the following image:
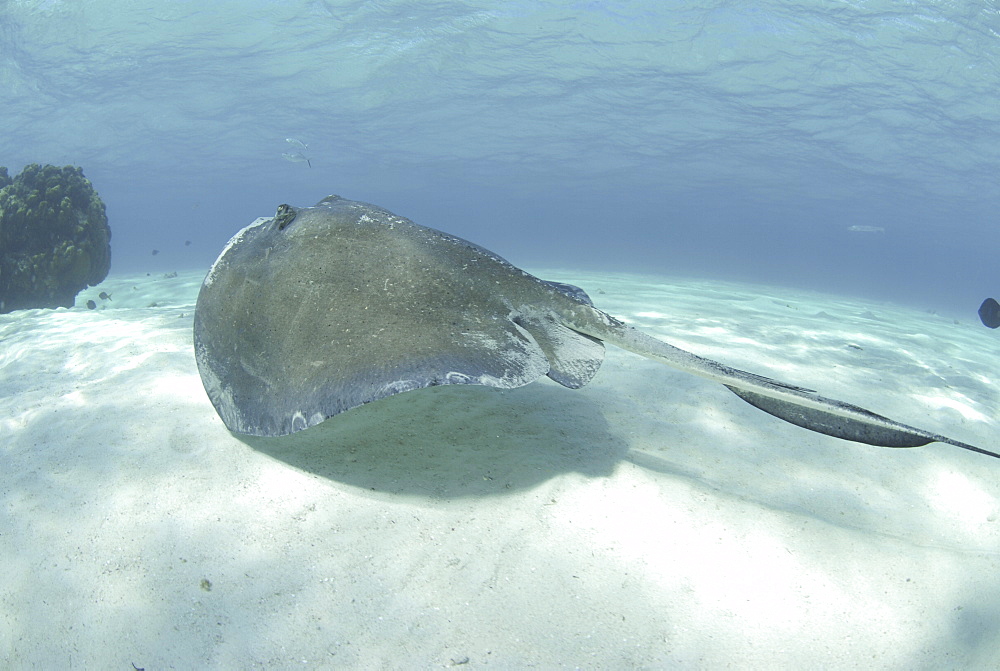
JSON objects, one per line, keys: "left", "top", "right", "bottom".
{"left": 513, "top": 313, "right": 605, "bottom": 388}
{"left": 542, "top": 280, "right": 596, "bottom": 306}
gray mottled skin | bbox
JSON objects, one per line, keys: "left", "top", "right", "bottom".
{"left": 194, "top": 195, "right": 997, "bottom": 460}
{"left": 194, "top": 195, "right": 606, "bottom": 437}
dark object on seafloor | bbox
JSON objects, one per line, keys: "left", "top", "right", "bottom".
{"left": 0, "top": 164, "right": 111, "bottom": 313}
{"left": 978, "top": 298, "right": 1000, "bottom": 329}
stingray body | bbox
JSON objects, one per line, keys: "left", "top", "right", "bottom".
{"left": 194, "top": 196, "right": 996, "bottom": 460}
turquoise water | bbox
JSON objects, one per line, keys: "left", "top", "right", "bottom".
{"left": 2, "top": 4, "right": 1000, "bottom": 666}
{"left": 2, "top": 1, "right": 998, "bottom": 308}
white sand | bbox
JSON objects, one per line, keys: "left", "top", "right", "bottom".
{"left": 2, "top": 269, "right": 998, "bottom": 669}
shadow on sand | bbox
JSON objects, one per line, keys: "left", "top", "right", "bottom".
{"left": 241, "top": 382, "right": 631, "bottom": 498}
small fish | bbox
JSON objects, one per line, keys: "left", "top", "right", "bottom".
{"left": 152, "top": 249, "right": 159, "bottom": 256}
{"left": 86, "top": 299, "right": 97, "bottom": 310}
{"left": 282, "top": 152, "right": 312, "bottom": 168}
{"left": 285, "top": 138, "right": 309, "bottom": 150}
{"left": 184, "top": 240, "right": 192, "bottom": 247}
{"left": 99, "top": 291, "right": 112, "bottom": 301}
{"left": 846, "top": 225, "right": 885, "bottom": 233}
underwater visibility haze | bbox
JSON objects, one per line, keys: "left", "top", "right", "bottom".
{"left": 2, "top": 0, "right": 999, "bottom": 311}
{"left": 3, "top": 1, "right": 1000, "bottom": 668}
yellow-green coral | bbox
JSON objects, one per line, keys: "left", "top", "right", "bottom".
{"left": 0, "top": 164, "right": 111, "bottom": 312}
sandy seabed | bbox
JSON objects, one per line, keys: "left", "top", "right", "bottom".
{"left": 1, "top": 268, "right": 998, "bottom": 669}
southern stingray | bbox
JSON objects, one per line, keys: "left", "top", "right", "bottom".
{"left": 193, "top": 195, "right": 997, "bottom": 460}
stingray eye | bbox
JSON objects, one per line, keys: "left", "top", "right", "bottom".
{"left": 273, "top": 204, "right": 298, "bottom": 230}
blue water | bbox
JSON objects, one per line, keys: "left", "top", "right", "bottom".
{"left": 2, "top": 1, "right": 998, "bottom": 311}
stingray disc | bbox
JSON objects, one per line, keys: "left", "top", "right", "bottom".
{"left": 193, "top": 195, "right": 604, "bottom": 436}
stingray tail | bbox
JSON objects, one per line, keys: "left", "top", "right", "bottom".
{"left": 572, "top": 310, "right": 997, "bottom": 458}
{"left": 725, "top": 386, "right": 1000, "bottom": 458}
